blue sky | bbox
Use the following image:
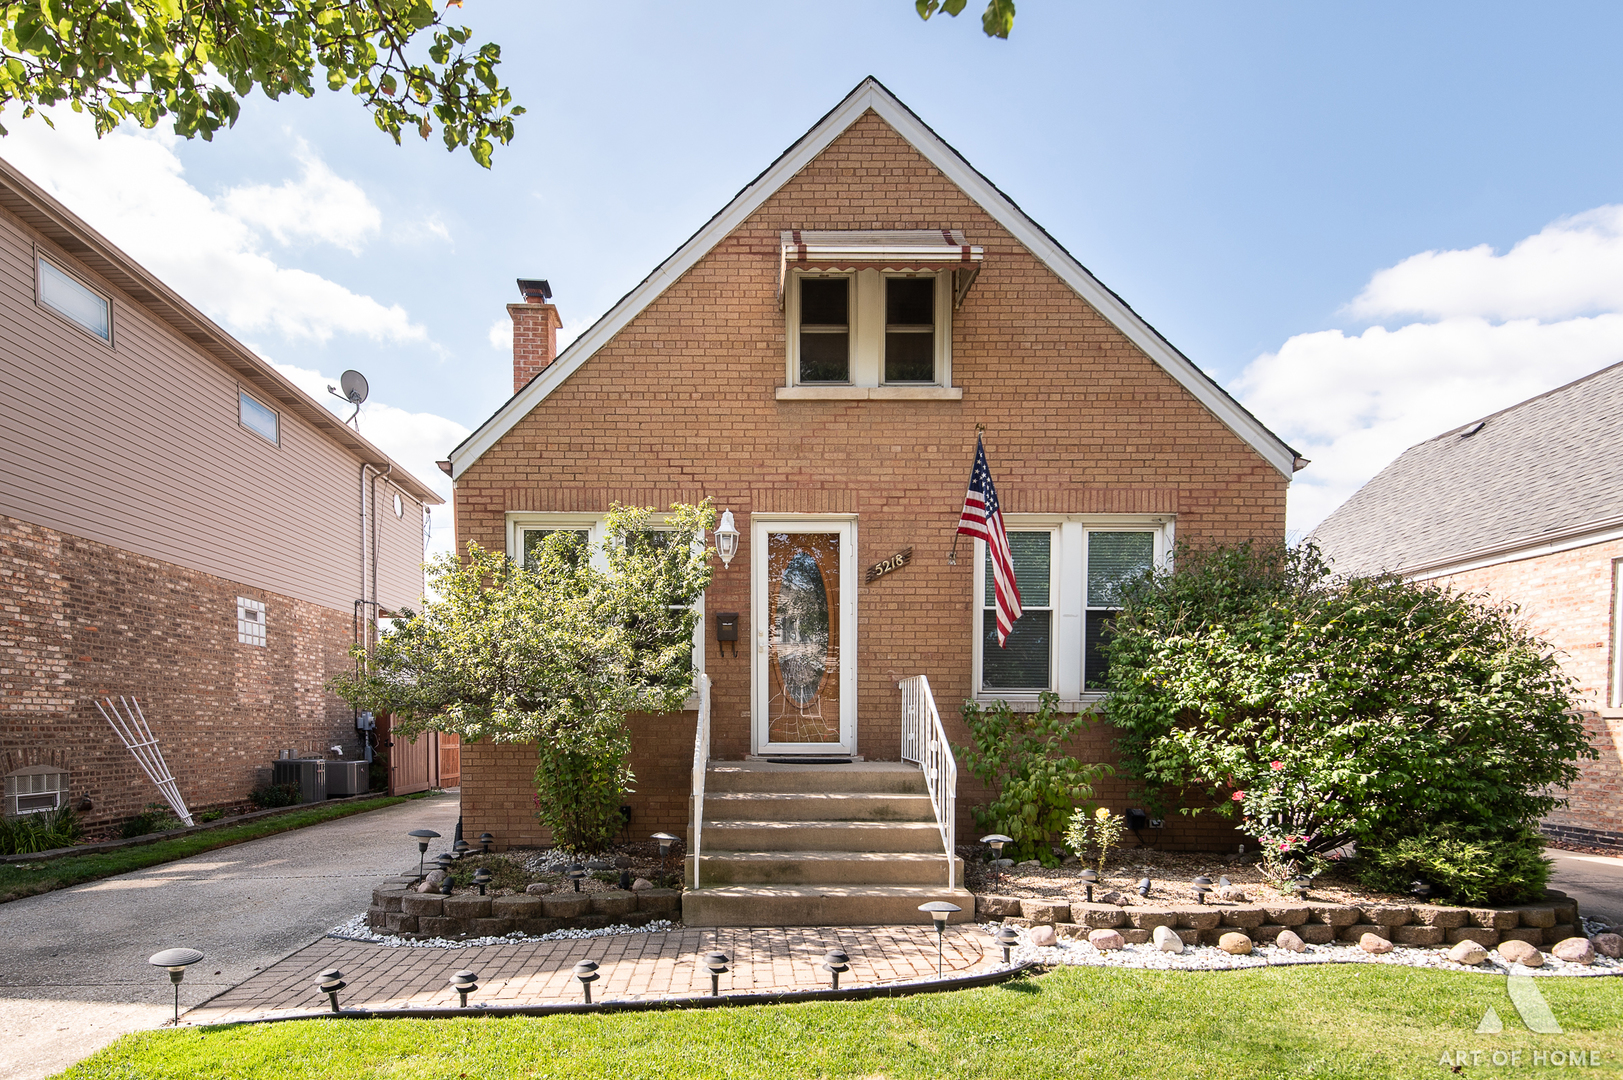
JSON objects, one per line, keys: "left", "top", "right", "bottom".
{"left": 6, "top": 1, "right": 1623, "bottom": 550}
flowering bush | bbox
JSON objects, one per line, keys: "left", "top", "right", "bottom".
{"left": 1063, "top": 806, "right": 1127, "bottom": 875}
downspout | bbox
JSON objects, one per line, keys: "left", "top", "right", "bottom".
{"left": 370, "top": 464, "right": 392, "bottom": 634}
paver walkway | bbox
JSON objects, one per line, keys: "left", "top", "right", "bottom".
{"left": 191, "top": 924, "right": 993, "bottom": 1022}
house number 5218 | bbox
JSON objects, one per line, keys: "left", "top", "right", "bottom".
{"left": 865, "top": 546, "right": 913, "bottom": 585}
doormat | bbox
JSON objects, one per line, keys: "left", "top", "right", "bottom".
{"left": 763, "top": 756, "right": 853, "bottom": 765}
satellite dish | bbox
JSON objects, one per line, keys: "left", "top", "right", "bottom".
{"left": 339, "top": 370, "right": 369, "bottom": 405}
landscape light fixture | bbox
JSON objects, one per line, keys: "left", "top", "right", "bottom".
{"left": 573, "top": 960, "right": 600, "bottom": 1004}
{"left": 453, "top": 839, "right": 471, "bottom": 858}
{"left": 566, "top": 864, "right": 587, "bottom": 892}
{"left": 1409, "top": 880, "right": 1434, "bottom": 902}
{"left": 981, "top": 833, "right": 1013, "bottom": 885}
{"left": 473, "top": 868, "right": 493, "bottom": 895}
{"left": 435, "top": 852, "right": 454, "bottom": 873}
{"left": 148, "top": 948, "right": 204, "bottom": 1025}
{"left": 1137, "top": 877, "right": 1152, "bottom": 898}
{"left": 995, "top": 925, "right": 1020, "bottom": 964}
{"left": 704, "top": 951, "right": 730, "bottom": 997}
{"left": 1218, "top": 875, "right": 1232, "bottom": 889}
{"left": 1192, "top": 875, "right": 1213, "bottom": 905}
{"left": 652, "top": 832, "right": 679, "bottom": 874}
{"left": 919, "top": 901, "right": 962, "bottom": 978}
{"left": 822, "top": 949, "right": 850, "bottom": 990}
{"left": 316, "top": 968, "right": 346, "bottom": 1014}
{"left": 449, "top": 969, "right": 480, "bottom": 1008}
{"left": 1080, "top": 868, "right": 1098, "bottom": 903}
{"left": 409, "top": 829, "right": 441, "bottom": 877}
{"left": 479, "top": 832, "right": 494, "bottom": 854}
{"left": 715, "top": 511, "right": 739, "bottom": 569}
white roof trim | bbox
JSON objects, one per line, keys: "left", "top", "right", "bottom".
{"left": 451, "top": 78, "right": 1298, "bottom": 479}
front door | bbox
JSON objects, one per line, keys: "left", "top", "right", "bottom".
{"left": 752, "top": 518, "right": 856, "bottom": 755}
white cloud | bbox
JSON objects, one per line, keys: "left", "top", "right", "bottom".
{"left": 1237, "top": 207, "right": 1623, "bottom": 535}
{"left": 273, "top": 363, "right": 468, "bottom": 559}
{"left": 0, "top": 111, "right": 426, "bottom": 345}
{"left": 488, "top": 316, "right": 513, "bottom": 351}
{"left": 217, "top": 142, "right": 382, "bottom": 253}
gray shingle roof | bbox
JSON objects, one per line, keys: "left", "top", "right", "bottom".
{"left": 1309, "top": 360, "right": 1623, "bottom": 576}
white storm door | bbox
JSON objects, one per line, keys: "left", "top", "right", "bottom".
{"left": 751, "top": 517, "right": 857, "bottom": 755}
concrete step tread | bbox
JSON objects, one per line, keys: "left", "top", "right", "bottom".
{"left": 705, "top": 761, "right": 926, "bottom": 794}
{"left": 709, "top": 761, "right": 921, "bottom": 774}
{"left": 705, "top": 791, "right": 934, "bottom": 801}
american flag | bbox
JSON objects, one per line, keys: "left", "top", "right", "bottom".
{"left": 957, "top": 434, "right": 1022, "bottom": 646}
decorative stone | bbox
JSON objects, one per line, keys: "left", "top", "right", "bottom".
{"left": 615, "top": 856, "right": 635, "bottom": 869}
{"left": 590, "top": 890, "right": 637, "bottom": 917}
{"left": 1275, "top": 929, "right": 1307, "bottom": 953}
{"left": 1028, "top": 924, "right": 1058, "bottom": 947}
{"left": 1512, "top": 906, "right": 1557, "bottom": 928}
{"left": 1171, "top": 906, "right": 1221, "bottom": 931}
{"left": 636, "top": 887, "right": 682, "bottom": 913}
{"left": 1308, "top": 903, "right": 1360, "bottom": 927}
{"left": 1467, "top": 908, "right": 1519, "bottom": 930}
{"left": 1220, "top": 907, "right": 1266, "bottom": 929}
{"left": 1392, "top": 925, "right": 1446, "bottom": 947}
{"left": 1501, "top": 927, "right": 1544, "bottom": 947}
{"left": 1551, "top": 937, "right": 1595, "bottom": 965}
{"left": 631, "top": 878, "right": 653, "bottom": 891}
{"left": 492, "top": 895, "right": 543, "bottom": 919}
{"left": 1217, "top": 932, "right": 1253, "bottom": 955}
{"left": 443, "top": 895, "right": 491, "bottom": 920}
{"left": 1071, "top": 903, "right": 1127, "bottom": 929}
{"left": 977, "top": 895, "right": 1023, "bottom": 918}
{"left": 541, "top": 893, "right": 591, "bottom": 919}
{"left": 1359, "top": 932, "right": 1393, "bottom": 954}
{"left": 1261, "top": 904, "right": 1310, "bottom": 927}
{"left": 401, "top": 894, "right": 444, "bottom": 917}
{"left": 1448, "top": 940, "right": 1490, "bottom": 965}
{"left": 1412, "top": 906, "right": 1469, "bottom": 929}
{"left": 525, "top": 881, "right": 553, "bottom": 895}
{"left": 415, "top": 871, "right": 446, "bottom": 894}
{"left": 1359, "top": 905, "right": 1413, "bottom": 927}
{"left": 1016, "top": 859, "right": 1041, "bottom": 868}
{"left": 1088, "top": 929, "right": 1125, "bottom": 951}
{"left": 1218, "top": 886, "right": 1249, "bottom": 902}
{"left": 1126, "top": 909, "right": 1176, "bottom": 930}
{"left": 1446, "top": 927, "right": 1500, "bottom": 947}
{"left": 1498, "top": 939, "right": 1543, "bottom": 967}
{"left": 1020, "top": 899, "right": 1071, "bottom": 925}
{"left": 1593, "top": 933, "right": 1623, "bottom": 959}
{"left": 1097, "top": 890, "right": 1127, "bottom": 905}
{"left": 1296, "top": 924, "right": 1336, "bottom": 944}
{"left": 1152, "top": 925, "right": 1183, "bottom": 953}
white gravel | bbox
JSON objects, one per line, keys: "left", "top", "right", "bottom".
{"left": 328, "top": 914, "right": 677, "bottom": 949}
{"left": 987, "top": 924, "right": 1623, "bottom": 978}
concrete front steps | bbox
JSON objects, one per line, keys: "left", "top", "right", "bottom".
{"left": 682, "top": 760, "right": 971, "bottom": 927}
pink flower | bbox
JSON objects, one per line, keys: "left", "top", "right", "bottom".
{"left": 1231, "top": 791, "right": 1245, "bottom": 802}
{"left": 1270, "top": 761, "right": 1284, "bottom": 771}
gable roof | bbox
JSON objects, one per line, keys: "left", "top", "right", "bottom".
{"left": 450, "top": 77, "right": 1302, "bottom": 480}
{"left": 0, "top": 155, "right": 442, "bottom": 505}
{"left": 1310, "top": 360, "right": 1623, "bottom": 577}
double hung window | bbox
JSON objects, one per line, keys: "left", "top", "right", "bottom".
{"left": 789, "top": 270, "right": 950, "bottom": 387}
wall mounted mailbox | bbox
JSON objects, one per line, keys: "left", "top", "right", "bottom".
{"left": 716, "top": 612, "right": 739, "bottom": 656}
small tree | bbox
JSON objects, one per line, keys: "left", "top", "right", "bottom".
{"left": 331, "top": 502, "right": 713, "bottom": 852}
{"left": 1103, "top": 541, "right": 1595, "bottom": 902}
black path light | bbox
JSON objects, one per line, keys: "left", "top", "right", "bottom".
{"left": 479, "top": 832, "right": 494, "bottom": 854}
{"left": 573, "top": 959, "right": 600, "bottom": 1004}
{"left": 995, "top": 925, "right": 1020, "bottom": 964}
{"left": 703, "top": 951, "right": 730, "bottom": 997}
{"left": 1409, "top": 880, "right": 1434, "bottom": 902}
{"left": 918, "top": 901, "right": 962, "bottom": 978}
{"left": 148, "top": 948, "right": 203, "bottom": 1025}
{"left": 566, "top": 864, "right": 587, "bottom": 892}
{"left": 1192, "top": 875, "right": 1213, "bottom": 905}
{"left": 434, "top": 852, "right": 455, "bottom": 875}
{"left": 449, "top": 969, "right": 480, "bottom": 1008}
{"left": 980, "top": 833, "right": 1013, "bottom": 886}
{"left": 409, "top": 829, "right": 441, "bottom": 878}
{"left": 822, "top": 949, "right": 850, "bottom": 990}
{"left": 473, "top": 868, "right": 493, "bottom": 895}
{"left": 652, "top": 832, "right": 679, "bottom": 875}
{"left": 1080, "top": 868, "right": 1098, "bottom": 903}
{"left": 453, "top": 839, "right": 471, "bottom": 858}
{"left": 1137, "top": 877, "right": 1152, "bottom": 898}
{"left": 316, "top": 968, "right": 346, "bottom": 1014}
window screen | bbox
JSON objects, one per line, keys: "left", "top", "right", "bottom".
{"left": 884, "top": 277, "right": 935, "bottom": 382}
{"left": 982, "top": 532, "right": 1052, "bottom": 690}
{"left": 239, "top": 391, "right": 279, "bottom": 444}
{"left": 1084, "top": 531, "right": 1155, "bottom": 689}
{"left": 39, "top": 258, "right": 110, "bottom": 341}
{"left": 799, "top": 277, "right": 850, "bottom": 382}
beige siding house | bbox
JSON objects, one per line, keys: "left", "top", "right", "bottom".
{"left": 0, "top": 155, "right": 442, "bottom": 829}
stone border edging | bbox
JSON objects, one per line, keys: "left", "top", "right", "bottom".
{"left": 189, "top": 959, "right": 1046, "bottom": 1027}
{"left": 369, "top": 879, "right": 683, "bottom": 937}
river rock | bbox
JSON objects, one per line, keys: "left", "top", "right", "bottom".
{"left": 1097, "top": 890, "right": 1127, "bottom": 905}
{"left": 1447, "top": 940, "right": 1490, "bottom": 965}
{"left": 1359, "top": 932, "right": 1393, "bottom": 954}
{"left": 631, "top": 878, "right": 653, "bottom": 891}
{"left": 1275, "top": 929, "right": 1307, "bottom": 953}
{"left": 525, "top": 881, "right": 553, "bottom": 895}
{"left": 1028, "top": 924, "right": 1058, "bottom": 947}
{"left": 1497, "top": 939, "right": 1544, "bottom": 967}
{"left": 1593, "top": 933, "right": 1623, "bottom": 959}
{"left": 1152, "top": 925, "right": 1183, "bottom": 953}
{"left": 1218, "top": 932, "right": 1253, "bottom": 955}
{"left": 1551, "top": 937, "right": 1595, "bottom": 965}
{"left": 1088, "top": 929, "right": 1125, "bottom": 951}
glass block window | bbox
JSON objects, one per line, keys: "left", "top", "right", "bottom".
{"left": 1084, "top": 531, "right": 1156, "bottom": 689}
{"left": 237, "top": 597, "right": 267, "bottom": 646}
{"left": 239, "top": 390, "right": 279, "bottom": 445}
{"left": 981, "top": 531, "right": 1053, "bottom": 691}
{"left": 4, "top": 767, "right": 67, "bottom": 816}
{"left": 38, "top": 257, "right": 110, "bottom": 342}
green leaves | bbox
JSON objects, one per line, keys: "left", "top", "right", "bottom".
{"left": 0, "top": 0, "right": 521, "bottom": 166}
{"left": 914, "top": 0, "right": 1016, "bottom": 38}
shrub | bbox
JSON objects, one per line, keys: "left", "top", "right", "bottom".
{"left": 1355, "top": 828, "right": 1551, "bottom": 905}
{"left": 197, "top": 809, "right": 225, "bottom": 823}
{"left": 120, "top": 803, "right": 182, "bottom": 838}
{"left": 249, "top": 783, "right": 302, "bottom": 810}
{"left": 0, "top": 805, "right": 83, "bottom": 855}
{"left": 955, "top": 691, "right": 1110, "bottom": 865}
{"left": 1103, "top": 540, "right": 1594, "bottom": 896}
{"left": 1064, "top": 806, "right": 1127, "bottom": 875}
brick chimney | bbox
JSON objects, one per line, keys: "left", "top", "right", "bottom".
{"left": 510, "top": 278, "right": 562, "bottom": 392}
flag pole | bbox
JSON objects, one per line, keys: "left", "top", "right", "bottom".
{"left": 947, "top": 424, "right": 987, "bottom": 565}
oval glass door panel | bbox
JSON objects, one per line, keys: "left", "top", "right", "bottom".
{"left": 767, "top": 532, "right": 841, "bottom": 744}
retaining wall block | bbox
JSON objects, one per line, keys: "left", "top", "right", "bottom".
{"left": 1550, "top": 923, "right": 1577, "bottom": 942}
{"left": 1071, "top": 903, "right": 1126, "bottom": 929}
{"left": 385, "top": 913, "right": 418, "bottom": 934}
{"left": 1125, "top": 909, "right": 1176, "bottom": 930}
{"left": 591, "top": 890, "right": 638, "bottom": 917}
{"left": 471, "top": 917, "right": 512, "bottom": 936}
{"left": 977, "top": 895, "right": 1023, "bottom": 918}
{"left": 1412, "top": 907, "right": 1469, "bottom": 928}
{"left": 373, "top": 886, "right": 409, "bottom": 912}
{"left": 1446, "top": 927, "right": 1500, "bottom": 947}
{"left": 400, "top": 895, "right": 444, "bottom": 918}
{"left": 366, "top": 906, "right": 387, "bottom": 929}
{"left": 542, "top": 894, "right": 591, "bottom": 919}
{"left": 1392, "top": 925, "right": 1446, "bottom": 947}
{"left": 418, "top": 917, "right": 461, "bottom": 938}
{"left": 493, "top": 895, "right": 543, "bottom": 919}
{"left": 1339, "top": 924, "right": 1391, "bottom": 942}
{"left": 1296, "top": 924, "right": 1336, "bottom": 944}
{"left": 1467, "top": 909, "right": 1519, "bottom": 930}
{"left": 1260, "top": 904, "right": 1309, "bottom": 927}
{"left": 1359, "top": 905, "right": 1413, "bottom": 927}
{"left": 1513, "top": 906, "right": 1557, "bottom": 929}
{"left": 1551, "top": 901, "right": 1579, "bottom": 925}
{"left": 443, "top": 896, "right": 492, "bottom": 920}
{"left": 1118, "top": 928, "right": 1152, "bottom": 944}
{"left": 1170, "top": 906, "right": 1221, "bottom": 931}
{"left": 637, "top": 888, "right": 681, "bottom": 914}
{"left": 1308, "top": 903, "right": 1360, "bottom": 927}
{"left": 1220, "top": 907, "right": 1266, "bottom": 929}
{"left": 514, "top": 917, "right": 563, "bottom": 936}
{"left": 1020, "top": 899, "right": 1072, "bottom": 925}
{"left": 1501, "top": 927, "right": 1545, "bottom": 946}
{"left": 1251, "top": 924, "right": 1285, "bottom": 943}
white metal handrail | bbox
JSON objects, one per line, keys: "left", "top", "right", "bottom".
{"left": 900, "top": 675, "right": 956, "bottom": 889}
{"left": 689, "top": 672, "right": 712, "bottom": 889}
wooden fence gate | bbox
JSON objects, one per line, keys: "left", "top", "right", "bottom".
{"left": 383, "top": 717, "right": 460, "bottom": 795}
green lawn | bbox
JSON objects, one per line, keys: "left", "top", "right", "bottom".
{"left": 55, "top": 965, "right": 1623, "bottom": 1079}
{"left": 0, "top": 794, "right": 425, "bottom": 904}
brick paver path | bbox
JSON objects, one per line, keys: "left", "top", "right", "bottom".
{"left": 190, "top": 924, "right": 991, "bottom": 1022}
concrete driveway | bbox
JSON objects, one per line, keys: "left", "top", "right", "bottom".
{"left": 1548, "top": 848, "right": 1623, "bottom": 929}
{"left": 0, "top": 792, "right": 459, "bottom": 1080}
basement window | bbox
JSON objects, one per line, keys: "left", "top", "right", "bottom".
{"left": 4, "top": 766, "right": 68, "bottom": 816}
{"left": 237, "top": 597, "right": 267, "bottom": 646}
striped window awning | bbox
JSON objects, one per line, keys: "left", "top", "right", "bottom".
{"left": 779, "top": 229, "right": 983, "bottom": 308}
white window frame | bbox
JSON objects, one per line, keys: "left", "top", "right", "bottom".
{"left": 785, "top": 268, "right": 952, "bottom": 389}
{"left": 238, "top": 388, "right": 280, "bottom": 446}
{"left": 237, "top": 596, "right": 267, "bottom": 647}
{"left": 36, "top": 252, "right": 112, "bottom": 345}
{"left": 4, "top": 766, "right": 68, "bottom": 817}
{"left": 1611, "top": 557, "right": 1623, "bottom": 709}
{"left": 972, "top": 515, "right": 1174, "bottom": 707}
{"left": 503, "top": 512, "right": 705, "bottom": 709}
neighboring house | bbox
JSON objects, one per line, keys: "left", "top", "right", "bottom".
{"left": 0, "top": 156, "right": 443, "bottom": 830}
{"left": 1311, "top": 361, "right": 1623, "bottom": 853}
{"left": 447, "top": 79, "right": 1303, "bottom": 923}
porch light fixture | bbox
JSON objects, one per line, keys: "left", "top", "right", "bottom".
{"left": 479, "top": 832, "right": 494, "bottom": 854}
{"left": 704, "top": 950, "right": 730, "bottom": 997}
{"left": 919, "top": 901, "right": 961, "bottom": 977}
{"left": 449, "top": 969, "right": 480, "bottom": 1008}
{"left": 1080, "top": 868, "right": 1098, "bottom": 904}
{"left": 409, "top": 829, "right": 441, "bottom": 877}
{"left": 715, "top": 510, "right": 739, "bottom": 569}
{"left": 148, "top": 948, "right": 204, "bottom": 1025}
{"left": 567, "top": 864, "right": 587, "bottom": 892}
{"left": 995, "top": 925, "right": 1020, "bottom": 964}
{"left": 473, "top": 868, "right": 493, "bottom": 895}
{"left": 573, "top": 959, "right": 600, "bottom": 1004}
{"left": 1192, "top": 876, "right": 1212, "bottom": 905}
{"left": 316, "top": 968, "right": 346, "bottom": 1014}
{"left": 822, "top": 949, "right": 850, "bottom": 990}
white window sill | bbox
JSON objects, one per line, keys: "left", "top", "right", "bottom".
{"left": 776, "top": 386, "right": 964, "bottom": 402}
{"left": 973, "top": 693, "right": 1107, "bottom": 713}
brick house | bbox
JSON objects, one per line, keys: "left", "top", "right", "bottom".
{"left": 447, "top": 79, "right": 1302, "bottom": 923}
{"left": 0, "top": 155, "right": 442, "bottom": 830}
{"left": 1311, "top": 362, "right": 1623, "bottom": 853}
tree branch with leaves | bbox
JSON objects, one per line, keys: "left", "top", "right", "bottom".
{"left": 915, "top": 0, "right": 1015, "bottom": 38}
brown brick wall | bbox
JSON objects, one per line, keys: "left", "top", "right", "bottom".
{"left": 1435, "top": 540, "right": 1623, "bottom": 848}
{"left": 455, "top": 110, "right": 1282, "bottom": 853}
{"left": 1, "top": 513, "right": 363, "bottom": 829}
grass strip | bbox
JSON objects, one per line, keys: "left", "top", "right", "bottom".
{"left": 0, "top": 793, "right": 425, "bottom": 904}
{"left": 54, "top": 964, "right": 1623, "bottom": 1079}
